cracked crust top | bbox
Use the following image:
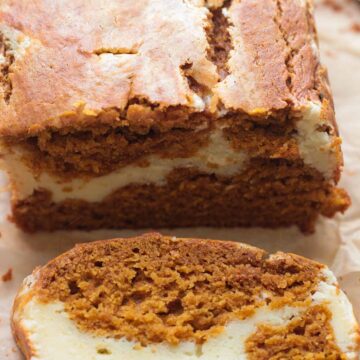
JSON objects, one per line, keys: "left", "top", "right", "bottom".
{"left": 0, "top": 0, "right": 330, "bottom": 136}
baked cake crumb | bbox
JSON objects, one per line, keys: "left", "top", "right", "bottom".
{"left": 246, "top": 306, "right": 343, "bottom": 359}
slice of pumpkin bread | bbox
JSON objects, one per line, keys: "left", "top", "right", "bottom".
{"left": 12, "top": 233, "right": 360, "bottom": 359}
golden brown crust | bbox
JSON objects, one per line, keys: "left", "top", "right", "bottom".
{"left": 0, "top": 0, "right": 217, "bottom": 136}
{"left": 277, "top": 0, "right": 319, "bottom": 103}
{"left": 216, "top": 0, "right": 292, "bottom": 112}
{"left": 12, "top": 233, "right": 325, "bottom": 347}
{"left": 0, "top": 0, "right": 335, "bottom": 137}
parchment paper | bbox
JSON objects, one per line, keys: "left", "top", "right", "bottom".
{"left": 1, "top": 1, "right": 360, "bottom": 358}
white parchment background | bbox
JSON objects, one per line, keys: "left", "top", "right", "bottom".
{"left": 0, "top": 1, "right": 359, "bottom": 358}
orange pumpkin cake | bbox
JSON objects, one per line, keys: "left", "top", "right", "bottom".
{"left": 0, "top": 0, "right": 349, "bottom": 232}
{"left": 12, "top": 234, "right": 360, "bottom": 359}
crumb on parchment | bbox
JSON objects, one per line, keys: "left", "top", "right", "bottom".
{"left": 2, "top": 268, "right": 13, "bottom": 282}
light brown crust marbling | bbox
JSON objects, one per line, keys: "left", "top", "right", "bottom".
{"left": 0, "top": 0, "right": 332, "bottom": 136}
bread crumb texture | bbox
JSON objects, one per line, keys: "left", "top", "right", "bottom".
{"left": 246, "top": 306, "right": 345, "bottom": 359}
{"left": 12, "top": 164, "right": 350, "bottom": 234}
{"left": 34, "top": 233, "right": 340, "bottom": 351}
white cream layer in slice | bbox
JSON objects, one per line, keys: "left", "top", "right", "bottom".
{"left": 1, "top": 101, "right": 338, "bottom": 204}
{"left": 295, "top": 102, "right": 339, "bottom": 180}
{"left": 15, "top": 268, "right": 359, "bottom": 360}
{"left": 1, "top": 128, "right": 247, "bottom": 203}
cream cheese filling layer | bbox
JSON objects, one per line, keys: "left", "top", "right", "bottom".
{"left": 1, "top": 129, "right": 247, "bottom": 203}
{"left": 2, "top": 101, "right": 338, "bottom": 204}
{"left": 16, "top": 268, "right": 359, "bottom": 360}
{"left": 295, "top": 102, "right": 339, "bottom": 180}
